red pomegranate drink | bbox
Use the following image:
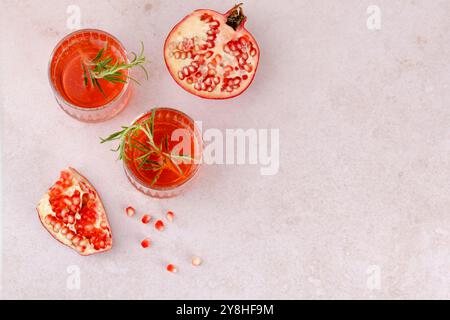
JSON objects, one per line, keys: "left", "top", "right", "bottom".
{"left": 49, "top": 29, "right": 147, "bottom": 122}
{"left": 101, "top": 108, "right": 203, "bottom": 198}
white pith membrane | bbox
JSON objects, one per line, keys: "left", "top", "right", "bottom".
{"left": 164, "top": 9, "right": 259, "bottom": 99}
{"left": 37, "top": 168, "right": 112, "bottom": 255}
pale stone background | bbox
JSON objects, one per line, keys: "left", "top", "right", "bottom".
{"left": 1, "top": 0, "right": 450, "bottom": 299}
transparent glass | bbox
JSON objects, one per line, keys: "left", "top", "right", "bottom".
{"left": 48, "top": 29, "right": 132, "bottom": 122}
{"left": 123, "top": 108, "right": 203, "bottom": 198}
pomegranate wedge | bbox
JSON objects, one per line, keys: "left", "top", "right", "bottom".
{"left": 37, "top": 167, "right": 112, "bottom": 255}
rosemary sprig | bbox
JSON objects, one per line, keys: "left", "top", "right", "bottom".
{"left": 82, "top": 41, "right": 148, "bottom": 96}
{"left": 100, "top": 110, "right": 196, "bottom": 187}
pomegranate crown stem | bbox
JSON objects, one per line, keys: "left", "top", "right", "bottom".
{"left": 226, "top": 3, "right": 246, "bottom": 31}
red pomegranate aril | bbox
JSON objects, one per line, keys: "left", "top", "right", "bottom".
{"left": 53, "top": 222, "right": 62, "bottom": 232}
{"left": 72, "top": 236, "right": 81, "bottom": 245}
{"left": 166, "top": 211, "right": 174, "bottom": 222}
{"left": 155, "top": 220, "right": 165, "bottom": 231}
{"left": 61, "top": 226, "right": 69, "bottom": 235}
{"left": 141, "top": 214, "right": 152, "bottom": 224}
{"left": 141, "top": 238, "right": 151, "bottom": 248}
{"left": 166, "top": 264, "right": 177, "bottom": 273}
{"left": 126, "top": 206, "right": 135, "bottom": 217}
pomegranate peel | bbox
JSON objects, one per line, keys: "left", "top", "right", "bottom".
{"left": 37, "top": 167, "right": 112, "bottom": 256}
{"left": 164, "top": 4, "right": 260, "bottom": 99}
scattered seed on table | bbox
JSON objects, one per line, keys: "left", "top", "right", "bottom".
{"left": 141, "top": 238, "right": 151, "bottom": 248}
{"left": 166, "top": 264, "right": 177, "bottom": 273}
{"left": 166, "top": 211, "right": 174, "bottom": 222}
{"left": 155, "top": 220, "right": 165, "bottom": 231}
{"left": 141, "top": 214, "right": 152, "bottom": 224}
{"left": 125, "top": 206, "right": 135, "bottom": 217}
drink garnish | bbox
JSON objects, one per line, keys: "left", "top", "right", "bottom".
{"left": 100, "top": 109, "right": 195, "bottom": 187}
{"left": 82, "top": 42, "right": 148, "bottom": 96}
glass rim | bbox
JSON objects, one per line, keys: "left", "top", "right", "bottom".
{"left": 48, "top": 28, "right": 130, "bottom": 112}
{"left": 123, "top": 107, "right": 203, "bottom": 192}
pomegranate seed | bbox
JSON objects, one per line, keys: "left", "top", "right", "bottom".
{"left": 65, "top": 231, "right": 75, "bottom": 240}
{"left": 166, "top": 264, "right": 177, "bottom": 273}
{"left": 125, "top": 206, "right": 135, "bottom": 217}
{"left": 155, "top": 220, "right": 164, "bottom": 231}
{"left": 141, "top": 238, "right": 151, "bottom": 248}
{"left": 141, "top": 214, "right": 152, "bottom": 224}
{"left": 53, "top": 222, "right": 61, "bottom": 232}
{"left": 166, "top": 211, "right": 174, "bottom": 222}
{"left": 44, "top": 215, "right": 52, "bottom": 225}
{"left": 72, "top": 236, "right": 81, "bottom": 245}
{"left": 205, "top": 51, "right": 213, "bottom": 59}
{"left": 192, "top": 256, "right": 202, "bottom": 266}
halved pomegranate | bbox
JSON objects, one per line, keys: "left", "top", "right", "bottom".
{"left": 37, "top": 167, "right": 112, "bottom": 256}
{"left": 164, "top": 4, "right": 260, "bottom": 99}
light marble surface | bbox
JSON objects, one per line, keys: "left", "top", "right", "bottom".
{"left": 1, "top": 0, "right": 450, "bottom": 299}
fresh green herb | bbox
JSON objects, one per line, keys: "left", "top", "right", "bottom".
{"left": 82, "top": 41, "right": 148, "bottom": 96}
{"left": 100, "top": 110, "right": 195, "bottom": 187}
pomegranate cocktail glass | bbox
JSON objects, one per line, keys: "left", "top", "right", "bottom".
{"left": 101, "top": 108, "right": 203, "bottom": 198}
{"left": 48, "top": 29, "right": 147, "bottom": 122}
